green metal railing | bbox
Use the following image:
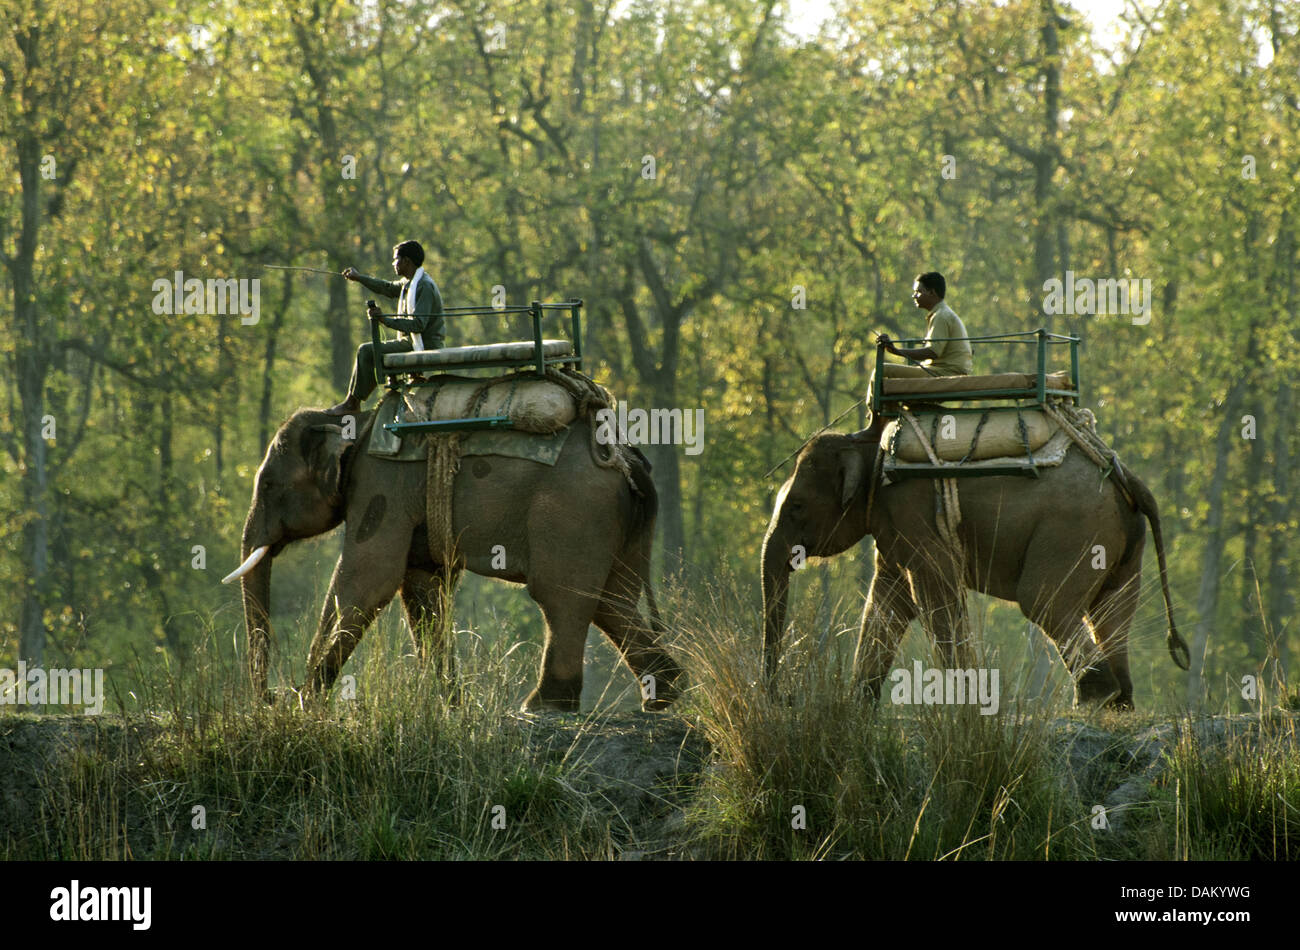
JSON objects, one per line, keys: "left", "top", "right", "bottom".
{"left": 871, "top": 327, "right": 1080, "bottom": 414}
{"left": 870, "top": 328, "right": 1082, "bottom": 480}
{"left": 369, "top": 297, "right": 584, "bottom": 387}
{"left": 369, "top": 297, "right": 584, "bottom": 437}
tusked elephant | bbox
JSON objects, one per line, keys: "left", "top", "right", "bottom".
{"left": 761, "top": 432, "right": 1191, "bottom": 709}
{"left": 223, "top": 407, "right": 684, "bottom": 711}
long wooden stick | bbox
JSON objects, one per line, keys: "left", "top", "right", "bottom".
{"left": 762, "top": 398, "right": 865, "bottom": 480}
{"left": 264, "top": 264, "right": 341, "bottom": 276}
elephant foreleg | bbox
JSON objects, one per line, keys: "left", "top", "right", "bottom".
{"left": 303, "top": 551, "right": 405, "bottom": 698}
{"left": 909, "top": 561, "right": 974, "bottom": 670}
{"left": 852, "top": 555, "right": 919, "bottom": 700}
{"left": 401, "top": 567, "right": 462, "bottom": 701}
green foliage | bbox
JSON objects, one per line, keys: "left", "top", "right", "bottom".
{"left": 6, "top": 580, "right": 1299, "bottom": 861}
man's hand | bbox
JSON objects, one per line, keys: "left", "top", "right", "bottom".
{"left": 342, "top": 267, "right": 360, "bottom": 282}
{"left": 875, "top": 332, "right": 898, "bottom": 355}
{"left": 366, "top": 301, "right": 382, "bottom": 320}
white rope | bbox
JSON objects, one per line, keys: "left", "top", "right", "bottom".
{"left": 899, "top": 409, "right": 964, "bottom": 556}
{"left": 1040, "top": 401, "right": 1135, "bottom": 508}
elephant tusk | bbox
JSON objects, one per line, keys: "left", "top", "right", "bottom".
{"left": 222, "top": 545, "right": 270, "bottom": 584}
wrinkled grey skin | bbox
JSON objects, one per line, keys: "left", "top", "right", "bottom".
{"left": 761, "top": 433, "right": 1189, "bottom": 709}
{"left": 235, "top": 408, "right": 683, "bottom": 711}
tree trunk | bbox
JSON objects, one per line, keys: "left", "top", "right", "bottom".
{"left": 1266, "top": 218, "right": 1296, "bottom": 680}
{"left": 1239, "top": 334, "right": 1264, "bottom": 660}
{"left": 259, "top": 272, "right": 294, "bottom": 450}
{"left": 1266, "top": 378, "right": 1293, "bottom": 680}
{"left": 648, "top": 435, "right": 686, "bottom": 571}
{"left": 13, "top": 116, "right": 50, "bottom": 667}
{"left": 1190, "top": 379, "right": 1247, "bottom": 712}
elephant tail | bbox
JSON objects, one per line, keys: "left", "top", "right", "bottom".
{"left": 1124, "top": 463, "right": 1190, "bottom": 671}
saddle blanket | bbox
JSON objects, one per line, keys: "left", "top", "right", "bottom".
{"left": 367, "top": 387, "right": 575, "bottom": 464}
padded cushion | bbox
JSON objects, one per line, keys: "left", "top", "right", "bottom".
{"left": 882, "top": 371, "right": 1075, "bottom": 397}
{"left": 402, "top": 375, "right": 576, "bottom": 434}
{"left": 883, "top": 409, "right": 1056, "bottom": 463}
{"left": 882, "top": 428, "right": 1076, "bottom": 481}
{"left": 384, "top": 339, "right": 572, "bottom": 370}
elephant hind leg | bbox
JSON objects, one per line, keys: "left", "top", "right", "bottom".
{"left": 1014, "top": 535, "right": 1124, "bottom": 707}
{"left": 524, "top": 580, "right": 602, "bottom": 712}
{"left": 1024, "top": 600, "right": 1121, "bottom": 708}
{"left": 593, "top": 561, "right": 684, "bottom": 711}
{"left": 1085, "top": 566, "right": 1141, "bottom": 710}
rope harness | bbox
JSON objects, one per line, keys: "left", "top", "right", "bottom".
{"left": 880, "top": 401, "right": 1134, "bottom": 576}
{"left": 421, "top": 367, "right": 631, "bottom": 568}
{"left": 899, "top": 409, "right": 964, "bottom": 559}
{"left": 427, "top": 431, "right": 463, "bottom": 568}
{"left": 542, "top": 365, "right": 627, "bottom": 475}
{"left": 863, "top": 440, "right": 884, "bottom": 533}
{"left": 1040, "top": 401, "right": 1136, "bottom": 509}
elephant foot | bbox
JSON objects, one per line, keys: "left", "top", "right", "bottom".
{"left": 1105, "top": 692, "right": 1135, "bottom": 711}
{"left": 850, "top": 675, "right": 885, "bottom": 706}
{"left": 638, "top": 667, "right": 684, "bottom": 711}
{"left": 1074, "top": 665, "right": 1129, "bottom": 709}
{"left": 521, "top": 685, "right": 582, "bottom": 713}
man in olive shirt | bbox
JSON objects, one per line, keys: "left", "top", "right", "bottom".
{"left": 855, "top": 271, "right": 972, "bottom": 439}
{"left": 327, "top": 239, "right": 445, "bottom": 414}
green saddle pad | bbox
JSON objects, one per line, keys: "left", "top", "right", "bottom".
{"left": 367, "top": 391, "right": 573, "bottom": 465}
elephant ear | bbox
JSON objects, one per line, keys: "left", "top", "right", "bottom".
{"left": 838, "top": 446, "right": 866, "bottom": 509}
{"left": 303, "top": 423, "right": 355, "bottom": 503}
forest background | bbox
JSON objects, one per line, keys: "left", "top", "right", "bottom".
{"left": 2, "top": 0, "right": 1297, "bottom": 713}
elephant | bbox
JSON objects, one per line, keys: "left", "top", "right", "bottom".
{"left": 760, "top": 431, "right": 1191, "bottom": 709}
{"left": 223, "top": 407, "right": 684, "bottom": 711}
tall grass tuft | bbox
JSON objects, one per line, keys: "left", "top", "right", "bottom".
{"left": 1149, "top": 712, "right": 1300, "bottom": 860}
{"left": 667, "top": 570, "right": 1100, "bottom": 860}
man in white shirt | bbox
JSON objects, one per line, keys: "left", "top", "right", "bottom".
{"left": 328, "top": 239, "right": 445, "bottom": 414}
{"left": 855, "top": 271, "right": 972, "bottom": 440}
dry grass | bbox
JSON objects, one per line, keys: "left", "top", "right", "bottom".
{"left": 4, "top": 566, "right": 1297, "bottom": 860}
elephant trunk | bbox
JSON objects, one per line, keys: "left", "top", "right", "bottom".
{"left": 236, "top": 511, "right": 276, "bottom": 702}
{"left": 761, "top": 528, "right": 794, "bottom": 683}
{"left": 241, "top": 542, "right": 273, "bottom": 701}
